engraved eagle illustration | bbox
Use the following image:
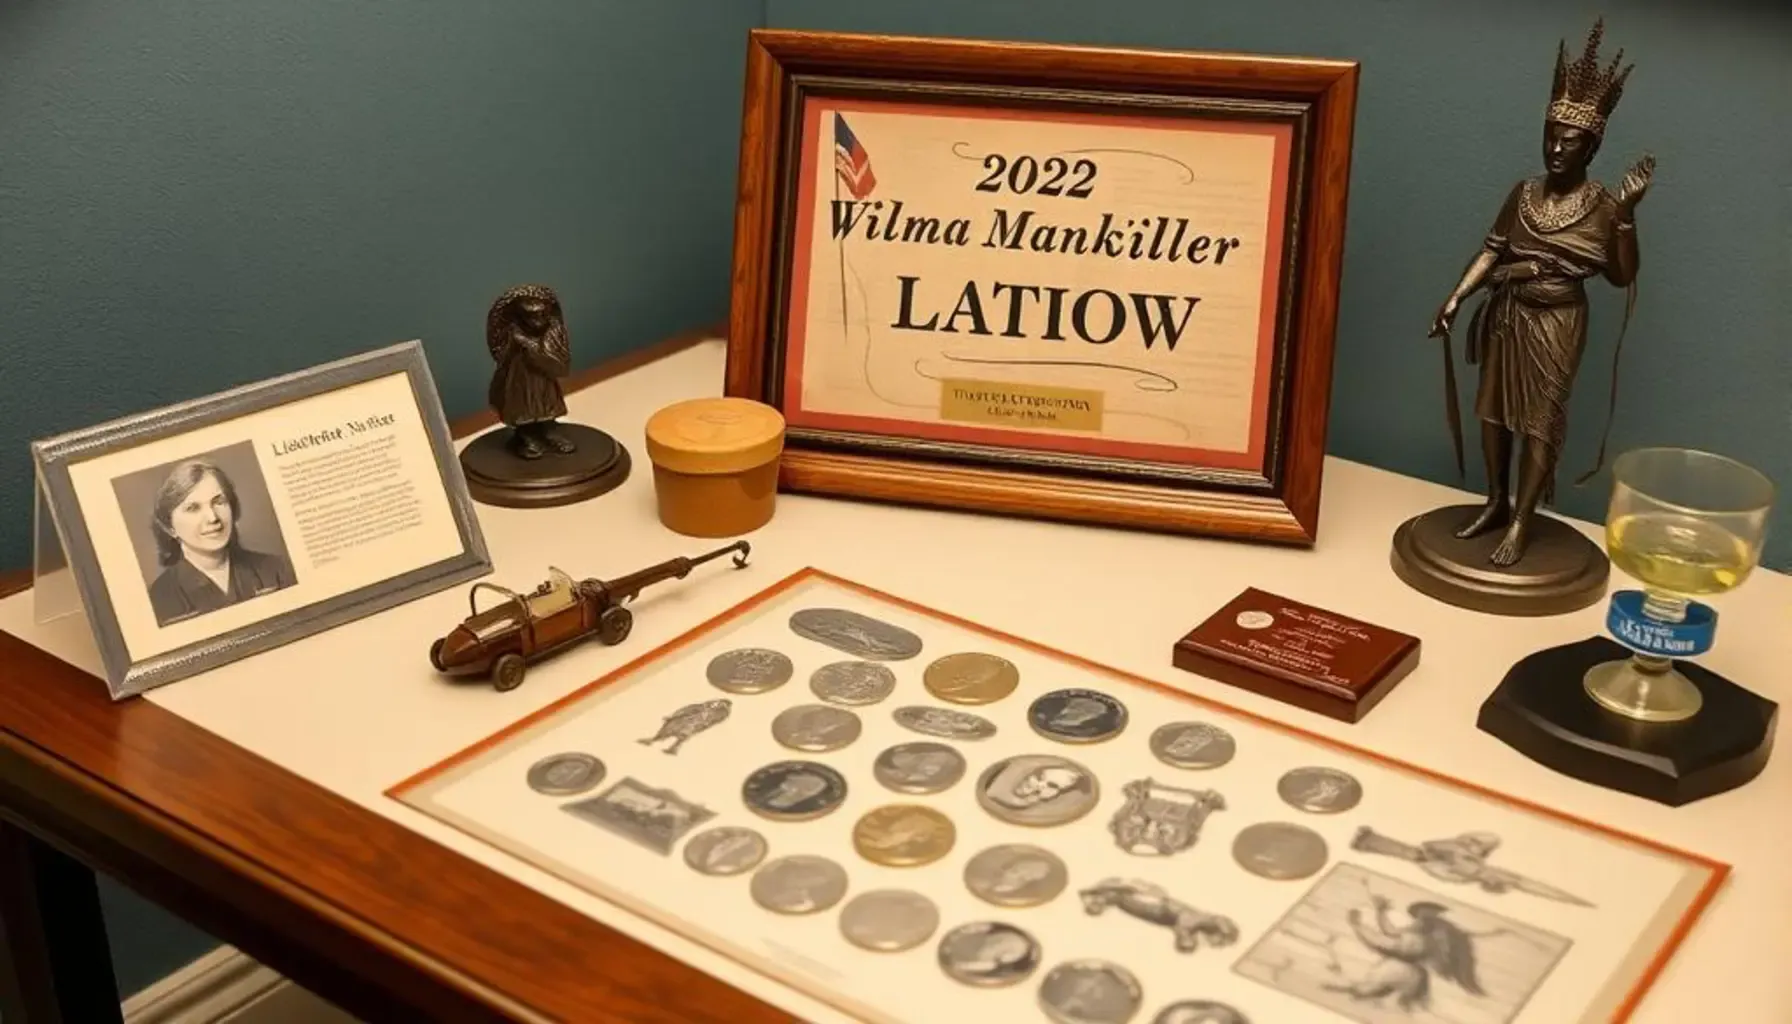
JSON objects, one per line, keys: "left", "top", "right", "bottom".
{"left": 1325, "top": 896, "right": 1484, "bottom": 1011}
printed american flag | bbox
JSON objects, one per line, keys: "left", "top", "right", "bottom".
{"left": 833, "top": 113, "right": 878, "bottom": 198}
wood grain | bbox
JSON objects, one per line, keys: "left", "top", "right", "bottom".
{"left": 0, "top": 319, "right": 797, "bottom": 1023}
{"left": 725, "top": 29, "right": 1358, "bottom": 547}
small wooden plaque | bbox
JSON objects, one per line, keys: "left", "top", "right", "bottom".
{"left": 1172, "top": 588, "right": 1420, "bottom": 722}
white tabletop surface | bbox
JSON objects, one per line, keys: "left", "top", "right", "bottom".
{"left": 3, "top": 337, "right": 1786, "bottom": 1023}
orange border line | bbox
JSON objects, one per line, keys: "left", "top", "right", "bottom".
{"left": 388, "top": 566, "right": 1730, "bottom": 1023}
{"left": 386, "top": 567, "right": 817, "bottom": 796}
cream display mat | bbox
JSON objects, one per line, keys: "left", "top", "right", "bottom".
{"left": 389, "top": 569, "right": 1724, "bottom": 1024}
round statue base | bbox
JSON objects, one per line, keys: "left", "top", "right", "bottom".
{"left": 459, "top": 422, "right": 631, "bottom": 509}
{"left": 1389, "top": 504, "right": 1608, "bottom": 617}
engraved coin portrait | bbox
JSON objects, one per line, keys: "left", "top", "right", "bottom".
{"left": 744, "top": 761, "right": 847, "bottom": 818}
{"left": 773, "top": 704, "right": 861, "bottom": 748}
{"left": 875, "top": 742, "right": 964, "bottom": 789}
{"left": 855, "top": 807, "right": 951, "bottom": 857}
{"left": 978, "top": 755, "right": 1098, "bottom": 827}
{"left": 751, "top": 856, "right": 847, "bottom": 913}
{"left": 768, "top": 772, "right": 827, "bottom": 808}
{"left": 889, "top": 748, "right": 949, "bottom": 778}
{"left": 1164, "top": 724, "right": 1226, "bottom": 759}
{"left": 938, "top": 922, "right": 1041, "bottom": 985}
{"left": 990, "top": 856, "right": 1052, "bottom": 895}
{"left": 696, "top": 831, "right": 760, "bottom": 869}
{"left": 110, "top": 440, "right": 297, "bottom": 628}
{"left": 895, "top": 706, "right": 997, "bottom": 740}
{"left": 542, "top": 761, "right": 584, "bottom": 788}
{"left": 990, "top": 762, "right": 1085, "bottom": 808}
{"left": 1050, "top": 696, "right": 1108, "bottom": 729}
{"left": 959, "top": 929, "right": 1033, "bottom": 972}
{"left": 1278, "top": 767, "right": 1363, "bottom": 813}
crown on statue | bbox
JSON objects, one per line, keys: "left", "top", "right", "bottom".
{"left": 1547, "top": 19, "right": 1633, "bottom": 139}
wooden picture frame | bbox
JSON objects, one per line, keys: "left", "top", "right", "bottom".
{"left": 30, "top": 340, "right": 492, "bottom": 699}
{"left": 725, "top": 29, "right": 1358, "bottom": 545}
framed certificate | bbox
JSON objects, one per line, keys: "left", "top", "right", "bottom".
{"left": 725, "top": 30, "right": 1358, "bottom": 544}
{"left": 31, "top": 340, "right": 491, "bottom": 698}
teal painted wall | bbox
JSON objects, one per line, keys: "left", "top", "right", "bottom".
{"left": 2, "top": 0, "right": 1789, "bottom": 1006}
{"left": 0, "top": 0, "right": 760, "bottom": 1000}
{"left": 767, "top": 0, "right": 1792, "bottom": 570}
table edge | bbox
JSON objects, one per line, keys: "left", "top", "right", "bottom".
{"left": 0, "top": 323, "right": 799, "bottom": 1023}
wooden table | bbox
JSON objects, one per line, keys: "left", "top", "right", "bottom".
{"left": 1, "top": 333, "right": 1787, "bottom": 1024}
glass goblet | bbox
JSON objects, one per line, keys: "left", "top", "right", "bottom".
{"left": 1583, "top": 447, "right": 1775, "bottom": 723}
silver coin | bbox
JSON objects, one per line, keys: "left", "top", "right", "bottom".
{"left": 1232, "top": 821, "right": 1329, "bottom": 880}
{"left": 1039, "top": 960, "right": 1143, "bottom": 1024}
{"left": 937, "top": 921, "right": 1041, "bottom": 987}
{"left": 681, "top": 826, "right": 768, "bottom": 876}
{"left": 1028, "top": 689, "right": 1128, "bottom": 744}
{"left": 706, "top": 648, "right": 795, "bottom": 694}
{"left": 963, "top": 844, "right": 1069, "bottom": 908}
{"left": 1152, "top": 1000, "right": 1251, "bottom": 1024}
{"left": 525, "top": 752, "right": 605, "bottom": 796}
{"left": 1149, "top": 722, "right": 1236, "bottom": 770}
{"left": 873, "top": 742, "right": 967, "bottom": 794}
{"left": 749, "top": 854, "right": 849, "bottom": 914}
{"left": 976, "top": 754, "right": 1100, "bottom": 827}
{"left": 770, "top": 703, "right": 862, "bottom": 752}
{"left": 742, "top": 760, "right": 849, "bottom": 821}
{"left": 790, "top": 607, "right": 924, "bottom": 661}
{"left": 893, "top": 705, "right": 997, "bottom": 741}
{"left": 1277, "top": 767, "right": 1362, "bottom": 813}
{"left": 838, "top": 889, "right": 940, "bottom": 952}
{"left": 809, "top": 661, "right": 898, "bottom": 706}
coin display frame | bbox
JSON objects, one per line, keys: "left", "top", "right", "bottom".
{"left": 392, "top": 569, "right": 1728, "bottom": 1024}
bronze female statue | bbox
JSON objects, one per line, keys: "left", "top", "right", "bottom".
{"left": 1429, "top": 19, "right": 1653, "bottom": 568}
{"left": 486, "top": 284, "right": 577, "bottom": 460}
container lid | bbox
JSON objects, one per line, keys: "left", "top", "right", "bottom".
{"left": 645, "top": 397, "right": 785, "bottom": 475}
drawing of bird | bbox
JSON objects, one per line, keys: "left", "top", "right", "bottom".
{"left": 1325, "top": 896, "right": 1484, "bottom": 1012}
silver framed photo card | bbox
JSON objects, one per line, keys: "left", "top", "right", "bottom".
{"left": 31, "top": 340, "right": 492, "bottom": 699}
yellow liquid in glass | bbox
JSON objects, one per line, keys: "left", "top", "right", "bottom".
{"left": 1607, "top": 513, "right": 1753, "bottom": 595}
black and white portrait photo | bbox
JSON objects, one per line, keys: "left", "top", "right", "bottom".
{"left": 111, "top": 441, "right": 298, "bottom": 627}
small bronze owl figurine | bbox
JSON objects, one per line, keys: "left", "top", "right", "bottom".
{"left": 485, "top": 284, "right": 576, "bottom": 460}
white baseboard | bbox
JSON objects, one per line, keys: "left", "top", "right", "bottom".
{"left": 122, "top": 946, "right": 359, "bottom": 1024}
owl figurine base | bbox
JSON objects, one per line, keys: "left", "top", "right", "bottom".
{"left": 460, "top": 423, "right": 631, "bottom": 509}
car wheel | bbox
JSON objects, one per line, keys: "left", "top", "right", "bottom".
{"left": 598, "top": 606, "right": 633, "bottom": 645}
{"left": 492, "top": 653, "right": 526, "bottom": 691}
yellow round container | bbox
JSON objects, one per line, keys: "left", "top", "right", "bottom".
{"left": 644, "top": 397, "right": 786, "bottom": 537}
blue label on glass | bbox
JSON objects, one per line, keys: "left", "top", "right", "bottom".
{"left": 1606, "top": 590, "right": 1716, "bottom": 658}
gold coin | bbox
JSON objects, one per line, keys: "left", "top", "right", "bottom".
{"left": 851, "top": 804, "right": 956, "bottom": 867}
{"left": 922, "top": 652, "right": 1020, "bottom": 705}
